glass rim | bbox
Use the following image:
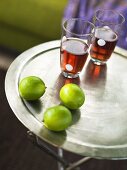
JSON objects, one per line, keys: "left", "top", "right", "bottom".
{"left": 95, "top": 9, "right": 125, "bottom": 26}
{"left": 62, "top": 18, "right": 95, "bottom": 37}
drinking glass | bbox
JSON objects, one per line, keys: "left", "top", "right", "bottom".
{"left": 60, "top": 18, "right": 95, "bottom": 78}
{"left": 90, "top": 9, "right": 125, "bottom": 65}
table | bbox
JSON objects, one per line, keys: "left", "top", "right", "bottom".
{"left": 5, "top": 40, "right": 127, "bottom": 169}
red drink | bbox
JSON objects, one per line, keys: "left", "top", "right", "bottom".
{"left": 60, "top": 38, "right": 88, "bottom": 76}
{"left": 90, "top": 27, "right": 118, "bottom": 63}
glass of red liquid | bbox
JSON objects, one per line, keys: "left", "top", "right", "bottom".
{"left": 60, "top": 18, "right": 95, "bottom": 78}
{"left": 90, "top": 9, "right": 125, "bottom": 65}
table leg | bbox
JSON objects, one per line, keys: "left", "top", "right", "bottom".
{"left": 66, "top": 157, "right": 91, "bottom": 170}
{"left": 27, "top": 131, "right": 69, "bottom": 168}
{"left": 27, "top": 131, "right": 92, "bottom": 170}
{"left": 58, "top": 148, "right": 64, "bottom": 170}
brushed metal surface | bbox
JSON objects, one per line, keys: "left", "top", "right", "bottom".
{"left": 5, "top": 40, "right": 127, "bottom": 159}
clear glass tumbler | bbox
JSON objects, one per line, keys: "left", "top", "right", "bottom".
{"left": 60, "top": 18, "right": 95, "bottom": 78}
{"left": 90, "top": 9, "right": 125, "bottom": 65}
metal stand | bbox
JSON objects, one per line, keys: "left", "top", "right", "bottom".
{"left": 27, "top": 131, "right": 92, "bottom": 170}
{"left": 58, "top": 148, "right": 65, "bottom": 170}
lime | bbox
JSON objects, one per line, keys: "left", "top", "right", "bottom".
{"left": 60, "top": 83, "right": 85, "bottom": 109}
{"left": 19, "top": 76, "right": 46, "bottom": 100}
{"left": 43, "top": 105, "right": 72, "bottom": 131}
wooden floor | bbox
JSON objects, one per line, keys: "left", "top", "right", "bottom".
{"left": 0, "top": 47, "right": 127, "bottom": 170}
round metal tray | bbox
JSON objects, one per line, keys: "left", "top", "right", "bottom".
{"left": 5, "top": 40, "right": 127, "bottom": 159}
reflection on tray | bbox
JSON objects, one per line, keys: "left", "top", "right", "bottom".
{"left": 39, "top": 126, "right": 67, "bottom": 146}
{"left": 83, "top": 60, "right": 107, "bottom": 87}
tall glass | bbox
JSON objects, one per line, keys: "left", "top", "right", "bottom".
{"left": 60, "top": 18, "right": 95, "bottom": 78}
{"left": 90, "top": 9, "right": 125, "bottom": 65}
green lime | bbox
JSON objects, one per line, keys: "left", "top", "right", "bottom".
{"left": 19, "top": 76, "right": 46, "bottom": 100}
{"left": 59, "top": 83, "right": 85, "bottom": 109}
{"left": 43, "top": 105, "right": 72, "bottom": 131}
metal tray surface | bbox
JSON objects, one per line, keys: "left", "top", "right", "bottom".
{"left": 5, "top": 40, "right": 127, "bottom": 159}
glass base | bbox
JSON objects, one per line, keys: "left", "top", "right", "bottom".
{"left": 91, "top": 58, "right": 107, "bottom": 65}
{"left": 62, "top": 71, "right": 79, "bottom": 78}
